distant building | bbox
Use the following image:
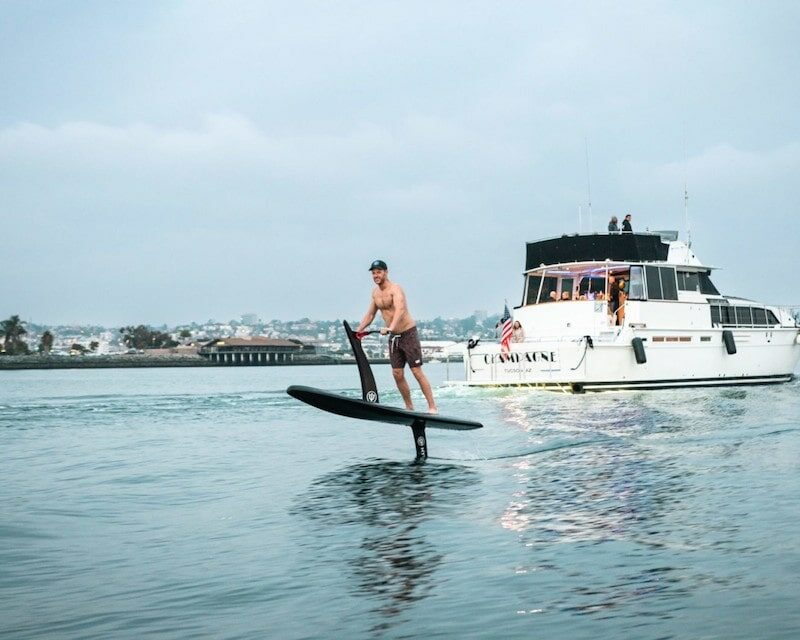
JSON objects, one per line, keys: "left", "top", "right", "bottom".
{"left": 144, "top": 345, "right": 201, "bottom": 357}
{"left": 199, "top": 337, "right": 306, "bottom": 365}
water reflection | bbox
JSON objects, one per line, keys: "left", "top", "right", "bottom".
{"left": 495, "top": 389, "right": 762, "bottom": 619}
{"left": 294, "top": 460, "right": 478, "bottom": 633}
{"left": 501, "top": 442, "right": 689, "bottom": 546}
{"left": 493, "top": 386, "right": 764, "bottom": 542}
{"left": 498, "top": 399, "right": 693, "bottom": 545}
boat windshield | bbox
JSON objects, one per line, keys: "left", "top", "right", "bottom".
{"left": 524, "top": 263, "right": 632, "bottom": 304}
{"left": 524, "top": 262, "right": 720, "bottom": 305}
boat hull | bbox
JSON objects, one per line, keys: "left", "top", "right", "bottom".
{"left": 453, "top": 328, "right": 800, "bottom": 392}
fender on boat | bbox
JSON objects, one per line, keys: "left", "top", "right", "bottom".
{"left": 631, "top": 337, "right": 647, "bottom": 364}
{"left": 722, "top": 330, "right": 737, "bottom": 355}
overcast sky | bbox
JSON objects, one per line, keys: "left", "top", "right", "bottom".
{"left": 2, "top": 1, "right": 799, "bottom": 326}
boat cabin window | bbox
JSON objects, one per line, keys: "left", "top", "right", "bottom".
{"left": 721, "top": 306, "right": 735, "bottom": 325}
{"left": 644, "top": 266, "right": 662, "bottom": 299}
{"left": 752, "top": 307, "right": 767, "bottom": 325}
{"left": 539, "top": 276, "right": 558, "bottom": 303}
{"left": 560, "top": 278, "right": 574, "bottom": 300}
{"left": 735, "top": 307, "right": 753, "bottom": 325}
{"left": 644, "top": 265, "right": 678, "bottom": 301}
{"left": 528, "top": 273, "right": 589, "bottom": 303}
{"left": 709, "top": 304, "right": 780, "bottom": 327}
{"left": 628, "top": 266, "right": 645, "bottom": 300}
{"left": 661, "top": 267, "right": 678, "bottom": 299}
{"left": 677, "top": 270, "right": 700, "bottom": 292}
{"left": 699, "top": 271, "right": 719, "bottom": 295}
{"left": 525, "top": 276, "right": 541, "bottom": 305}
{"left": 578, "top": 276, "right": 606, "bottom": 297}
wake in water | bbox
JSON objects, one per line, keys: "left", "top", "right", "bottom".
{"left": 431, "top": 436, "right": 618, "bottom": 461}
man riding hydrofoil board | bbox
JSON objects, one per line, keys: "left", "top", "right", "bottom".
{"left": 356, "top": 260, "right": 438, "bottom": 414}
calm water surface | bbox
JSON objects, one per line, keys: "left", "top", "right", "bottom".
{"left": 2, "top": 364, "right": 799, "bottom": 639}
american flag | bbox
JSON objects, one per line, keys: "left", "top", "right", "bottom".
{"left": 499, "top": 302, "right": 513, "bottom": 361}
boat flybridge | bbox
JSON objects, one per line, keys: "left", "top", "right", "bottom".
{"left": 456, "top": 231, "right": 800, "bottom": 392}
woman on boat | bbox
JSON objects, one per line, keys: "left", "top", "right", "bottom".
{"left": 608, "top": 275, "right": 619, "bottom": 321}
{"left": 617, "top": 279, "right": 627, "bottom": 325}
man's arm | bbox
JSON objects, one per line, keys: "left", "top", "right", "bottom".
{"left": 356, "top": 299, "right": 378, "bottom": 332}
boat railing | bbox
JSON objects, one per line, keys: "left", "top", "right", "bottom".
{"left": 513, "top": 334, "right": 599, "bottom": 344}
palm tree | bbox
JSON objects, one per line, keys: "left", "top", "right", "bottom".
{"left": 1, "top": 315, "right": 29, "bottom": 355}
{"left": 38, "top": 330, "right": 54, "bottom": 354}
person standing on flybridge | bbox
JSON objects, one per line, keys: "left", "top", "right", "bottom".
{"left": 356, "top": 260, "right": 438, "bottom": 414}
{"left": 622, "top": 214, "right": 633, "bottom": 232}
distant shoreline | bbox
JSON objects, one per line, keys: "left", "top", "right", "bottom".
{"left": 0, "top": 355, "right": 398, "bottom": 370}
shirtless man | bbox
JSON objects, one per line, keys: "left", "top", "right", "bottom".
{"left": 356, "top": 260, "right": 438, "bottom": 413}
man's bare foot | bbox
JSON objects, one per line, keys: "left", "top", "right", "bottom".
{"left": 405, "top": 405, "right": 414, "bottom": 411}
{"left": 428, "top": 406, "right": 438, "bottom": 414}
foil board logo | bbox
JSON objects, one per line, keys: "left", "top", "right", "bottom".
{"left": 366, "top": 390, "right": 378, "bottom": 403}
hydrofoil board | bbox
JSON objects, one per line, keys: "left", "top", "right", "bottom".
{"left": 287, "top": 385, "right": 482, "bottom": 431}
{"left": 285, "top": 320, "right": 482, "bottom": 459}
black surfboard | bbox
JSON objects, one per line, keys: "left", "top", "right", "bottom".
{"left": 286, "top": 320, "right": 482, "bottom": 459}
{"left": 287, "top": 385, "right": 482, "bottom": 431}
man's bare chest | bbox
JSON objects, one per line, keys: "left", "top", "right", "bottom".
{"left": 373, "top": 291, "right": 394, "bottom": 310}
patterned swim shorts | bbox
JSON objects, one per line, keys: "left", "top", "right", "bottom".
{"left": 389, "top": 326, "right": 423, "bottom": 369}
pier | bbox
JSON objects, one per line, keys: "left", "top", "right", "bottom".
{"left": 198, "top": 337, "right": 305, "bottom": 365}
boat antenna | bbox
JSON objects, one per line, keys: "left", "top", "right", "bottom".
{"left": 683, "top": 125, "right": 692, "bottom": 248}
{"left": 584, "top": 137, "right": 593, "bottom": 232}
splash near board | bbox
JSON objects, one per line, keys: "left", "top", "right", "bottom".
{"left": 286, "top": 320, "right": 482, "bottom": 459}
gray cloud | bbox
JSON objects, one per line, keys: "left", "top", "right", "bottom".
{"left": 1, "top": 1, "right": 798, "bottom": 325}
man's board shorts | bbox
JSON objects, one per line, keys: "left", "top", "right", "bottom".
{"left": 389, "top": 326, "right": 423, "bottom": 369}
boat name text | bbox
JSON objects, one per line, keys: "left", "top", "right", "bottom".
{"left": 483, "top": 351, "right": 558, "bottom": 365}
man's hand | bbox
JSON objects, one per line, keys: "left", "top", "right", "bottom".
{"left": 380, "top": 327, "right": 390, "bottom": 336}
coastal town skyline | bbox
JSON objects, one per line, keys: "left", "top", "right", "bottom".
{"left": 3, "top": 311, "right": 499, "bottom": 358}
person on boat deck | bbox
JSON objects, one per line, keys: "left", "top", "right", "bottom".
{"left": 561, "top": 291, "right": 571, "bottom": 300}
{"left": 356, "top": 259, "right": 438, "bottom": 414}
{"left": 608, "top": 216, "right": 619, "bottom": 232}
{"left": 608, "top": 275, "right": 620, "bottom": 320}
{"left": 512, "top": 321, "right": 525, "bottom": 343}
{"left": 622, "top": 214, "right": 633, "bottom": 232}
{"left": 617, "top": 279, "right": 628, "bottom": 325}
{"left": 549, "top": 291, "right": 558, "bottom": 302}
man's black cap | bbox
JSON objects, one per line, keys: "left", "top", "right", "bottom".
{"left": 369, "top": 259, "right": 388, "bottom": 271}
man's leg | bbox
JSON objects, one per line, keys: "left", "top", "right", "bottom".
{"left": 392, "top": 368, "right": 414, "bottom": 410}
{"left": 410, "top": 366, "right": 438, "bottom": 413}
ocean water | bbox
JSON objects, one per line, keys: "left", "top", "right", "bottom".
{"left": 1, "top": 363, "right": 799, "bottom": 639}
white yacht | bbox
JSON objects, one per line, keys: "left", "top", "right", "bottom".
{"left": 455, "top": 231, "right": 800, "bottom": 392}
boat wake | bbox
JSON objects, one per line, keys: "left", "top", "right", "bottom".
{"left": 431, "top": 436, "right": 617, "bottom": 461}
